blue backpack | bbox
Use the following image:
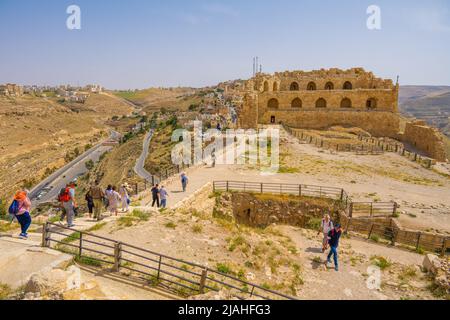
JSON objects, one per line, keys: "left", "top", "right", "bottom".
{"left": 8, "top": 199, "right": 21, "bottom": 216}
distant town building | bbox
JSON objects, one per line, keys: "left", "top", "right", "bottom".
{"left": 0, "top": 83, "right": 23, "bottom": 97}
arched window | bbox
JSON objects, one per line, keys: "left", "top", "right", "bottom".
{"left": 315, "top": 98, "right": 327, "bottom": 108}
{"left": 263, "top": 81, "right": 269, "bottom": 92}
{"left": 268, "top": 98, "right": 279, "bottom": 109}
{"left": 343, "top": 81, "right": 353, "bottom": 90}
{"left": 340, "top": 98, "right": 352, "bottom": 108}
{"left": 366, "top": 98, "right": 377, "bottom": 110}
{"left": 325, "top": 82, "right": 334, "bottom": 90}
{"left": 253, "top": 83, "right": 259, "bottom": 91}
{"left": 307, "top": 82, "right": 317, "bottom": 91}
{"left": 290, "top": 82, "right": 299, "bottom": 91}
{"left": 273, "top": 82, "right": 279, "bottom": 92}
{"left": 291, "top": 98, "right": 302, "bottom": 108}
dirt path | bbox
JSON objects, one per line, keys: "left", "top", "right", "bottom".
{"left": 140, "top": 126, "right": 449, "bottom": 234}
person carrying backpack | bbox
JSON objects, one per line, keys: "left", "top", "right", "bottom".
{"left": 9, "top": 190, "right": 32, "bottom": 239}
{"left": 318, "top": 214, "right": 334, "bottom": 253}
{"left": 327, "top": 224, "right": 343, "bottom": 272}
{"left": 58, "top": 184, "right": 75, "bottom": 228}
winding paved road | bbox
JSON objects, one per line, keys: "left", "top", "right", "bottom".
{"left": 134, "top": 128, "right": 158, "bottom": 183}
{"left": 30, "top": 133, "right": 119, "bottom": 208}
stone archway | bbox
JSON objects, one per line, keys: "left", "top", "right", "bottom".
{"left": 290, "top": 82, "right": 299, "bottom": 91}
{"left": 273, "top": 82, "right": 279, "bottom": 92}
{"left": 268, "top": 98, "right": 279, "bottom": 109}
{"left": 325, "top": 82, "right": 334, "bottom": 90}
{"left": 343, "top": 81, "right": 353, "bottom": 90}
{"left": 291, "top": 98, "right": 302, "bottom": 108}
{"left": 263, "top": 81, "right": 269, "bottom": 92}
{"left": 307, "top": 82, "right": 317, "bottom": 91}
{"left": 340, "top": 98, "right": 352, "bottom": 108}
{"left": 316, "top": 98, "right": 327, "bottom": 108}
{"left": 366, "top": 98, "right": 377, "bottom": 110}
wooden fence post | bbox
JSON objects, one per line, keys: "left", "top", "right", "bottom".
{"left": 368, "top": 224, "right": 375, "bottom": 240}
{"left": 199, "top": 269, "right": 208, "bottom": 294}
{"left": 349, "top": 203, "right": 353, "bottom": 218}
{"left": 114, "top": 242, "right": 122, "bottom": 272}
{"left": 79, "top": 233, "right": 83, "bottom": 257}
{"left": 135, "top": 183, "right": 138, "bottom": 195}
{"left": 226, "top": 181, "right": 229, "bottom": 192}
{"left": 41, "top": 222, "right": 49, "bottom": 248}
{"left": 370, "top": 203, "right": 374, "bottom": 218}
{"left": 416, "top": 233, "right": 422, "bottom": 251}
{"left": 260, "top": 183, "right": 263, "bottom": 194}
{"left": 393, "top": 202, "right": 398, "bottom": 216}
{"left": 345, "top": 218, "right": 351, "bottom": 235}
{"left": 299, "top": 185, "right": 302, "bottom": 197}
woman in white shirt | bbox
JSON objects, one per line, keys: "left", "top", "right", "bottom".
{"left": 318, "top": 214, "right": 334, "bottom": 253}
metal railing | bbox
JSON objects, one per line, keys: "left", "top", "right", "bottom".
{"left": 42, "top": 222, "right": 296, "bottom": 300}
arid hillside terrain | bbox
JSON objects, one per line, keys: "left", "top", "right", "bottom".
{"left": 399, "top": 86, "right": 450, "bottom": 137}
{"left": 0, "top": 94, "right": 133, "bottom": 200}
{"left": 113, "top": 88, "right": 202, "bottom": 112}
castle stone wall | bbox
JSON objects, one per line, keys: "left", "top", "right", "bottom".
{"left": 399, "top": 121, "right": 447, "bottom": 161}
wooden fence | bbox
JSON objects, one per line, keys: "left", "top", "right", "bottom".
{"left": 341, "top": 214, "right": 449, "bottom": 256}
{"left": 42, "top": 222, "right": 296, "bottom": 300}
{"left": 283, "top": 125, "right": 435, "bottom": 168}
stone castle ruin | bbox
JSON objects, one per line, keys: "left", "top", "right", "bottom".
{"left": 237, "top": 68, "right": 447, "bottom": 161}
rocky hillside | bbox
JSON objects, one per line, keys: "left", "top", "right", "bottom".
{"left": 399, "top": 86, "right": 450, "bottom": 137}
{"left": 0, "top": 94, "right": 133, "bottom": 200}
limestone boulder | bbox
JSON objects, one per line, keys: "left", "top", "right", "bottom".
{"left": 24, "top": 266, "right": 81, "bottom": 297}
{"left": 422, "top": 254, "right": 441, "bottom": 275}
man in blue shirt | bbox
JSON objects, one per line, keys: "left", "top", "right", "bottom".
{"left": 327, "top": 224, "right": 343, "bottom": 272}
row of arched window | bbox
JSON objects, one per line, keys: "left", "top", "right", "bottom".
{"left": 262, "top": 81, "right": 353, "bottom": 92}
{"left": 267, "top": 97, "right": 378, "bottom": 109}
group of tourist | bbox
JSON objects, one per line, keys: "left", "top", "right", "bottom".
{"left": 317, "top": 214, "right": 343, "bottom": 272}
{"left": 57, "top": 179, "right": 131, "bottom": 227}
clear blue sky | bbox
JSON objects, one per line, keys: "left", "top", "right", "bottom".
{"left": 1, "top": 0, "right": 449, "bottom": 89}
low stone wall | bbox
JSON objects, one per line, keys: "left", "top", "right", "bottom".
{"left": 223, "top": 192, "right": 342, "bottom": 228}
{"left": 398, "top": 120, "right": 447, "bottom": 162}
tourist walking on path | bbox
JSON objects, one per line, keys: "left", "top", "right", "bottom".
{"left": 10, "top": 190, "right": 32, "bottom": 239}
{"left": 85, "top": 191, "right": 94, "bottom": 217}
{"left": 318, "top": 214, "right": 334, "bottom": 253}
{"left": 68, "top": 180, "right": 78, "bottom": 216}
{"left": 159, "top": 186, "right": 168, "bottom": 209}
{"left": 106, "top": 186, "right": 121, "bottom": 216}
{"left": 181, "top": 173, "right": 188, "bottom": 192}
{"left": 58, "top": 184, "right": 76, "bottom": 228}
{"left": 327, "top": 224, "right": 343, "bottom": 272}
{"left": 119, "top": 184, "right": 130, "bottom": 213}
{"left": 151, "top": 184, "right": 160, "bottom": 208}
{"left": 88, "top": 181, "right": 105, "bottom": 221}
